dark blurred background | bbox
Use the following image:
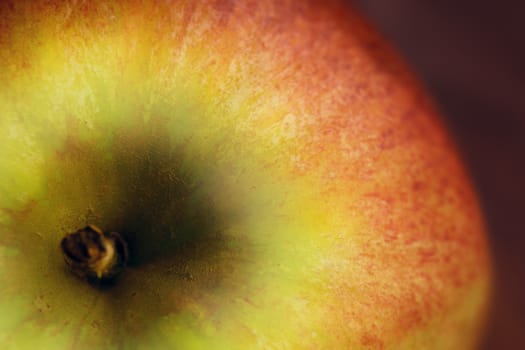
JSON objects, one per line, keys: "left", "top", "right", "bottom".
{"left": 350, "top": 1, "right": 525, "bottom": 349}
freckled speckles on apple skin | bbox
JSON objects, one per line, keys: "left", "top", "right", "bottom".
{"left": 229, "top": 2, "right": 491, "bottom": 346}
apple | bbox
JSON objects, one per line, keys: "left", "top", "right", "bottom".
{"left": 0, "top": 1, "right": 490, "bottom": 349}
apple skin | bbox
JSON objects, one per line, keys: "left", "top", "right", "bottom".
{"left": 0, "top": 1, "right": 490, "bottom": 349}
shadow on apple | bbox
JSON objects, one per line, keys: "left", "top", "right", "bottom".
{"left": 2, "top": 117, "right": 255, "bottom": 340}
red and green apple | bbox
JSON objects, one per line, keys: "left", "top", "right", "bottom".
{"left": 0, "top": 1, "right": 491, "bottom": 349}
